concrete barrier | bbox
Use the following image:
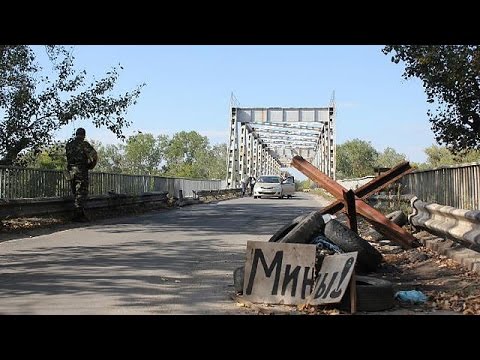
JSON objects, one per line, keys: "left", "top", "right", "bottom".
{"left": 338, "top": 176, "right": 375, "bottom": 190}
{"left": 0, "top": 191, "right": 169, "bottom": 219}
{"left": 409, "top": 196, "right": 480, "bottom": 248}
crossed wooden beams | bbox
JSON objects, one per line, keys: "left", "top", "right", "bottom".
{"left": 291, "top": 156, "right": 421, "bottom": 249}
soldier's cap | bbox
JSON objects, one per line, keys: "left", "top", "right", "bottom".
{"left": 76, "top": 128, "right": 86, "bottom": 137}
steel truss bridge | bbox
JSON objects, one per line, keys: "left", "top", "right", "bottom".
{"left": 226, "top": 102, "right": 336, "bottom": 188}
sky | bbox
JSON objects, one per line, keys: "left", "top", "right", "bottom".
{"left": 36, "top": 45, "right": 436, "bottom": 176}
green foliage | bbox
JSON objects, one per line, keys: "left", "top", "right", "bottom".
{"left": 199, "top": 143, "right": 228, "bottom": 179}
{"left": 311, "top": 188, "right": 335, "bottom": 200}
{"left": 123, "top": 133, "right": 167, "bottom": 175}
{"left": 296, "top": 179, "right": 314, "bottom": 190}
{"left": 424, "top": 145, "right": 456, "bottom": 167}
{"left": 456, "top": 149, "right": 480, "bottom": 163}
{"left": 0, "top": 45, "right": 36, "bottom": 107}
{"left": 90, "top": 140, "right": 124, "bottom": 173}
{"left": 336, "top": 139, "right": 378, "bottom": 179}
{"left": 423, "top": 145, "right": 480, "bottom": 168}
{"left": 295, "top": 179, "right": 308, "bottom": 190}
{"left": 410, "top": 161, "right": 430, "bottom": 171}
{"left": 383, "top": 45, "right": 480, "bottom": 151}
{"left": 90, "top": 131, "right": 227, "bottom": 180}
{"left": 0, "top": 45, "right": 144, "bottom": 165}
{"left": 16, "top": 142, "right": 67, "bottom": 170}
{"left": 3, "top": 125, "right": 229, "bottom": 181}
{"left": 163, "top": 131, "right": 211, "bottom": 178}
{"left": 294, "top": 180, "right": 303, "bottom": 191}
{"left": 376, "top": 147, "right": 407, "bottom": 168}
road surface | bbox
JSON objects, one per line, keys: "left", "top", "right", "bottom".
{"left": 0, "top": 193, "right": 329, "bottom": 314}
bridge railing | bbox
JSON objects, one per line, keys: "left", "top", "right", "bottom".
{"left": 0, "top": 165, "right": 226, "bottom": 200}
{"left": 400, "top": 162, "right": 480, "bottom": 210}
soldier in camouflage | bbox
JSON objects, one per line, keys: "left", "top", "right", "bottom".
{"left": 65, "top": 128, "right": 97, "bottom": 222}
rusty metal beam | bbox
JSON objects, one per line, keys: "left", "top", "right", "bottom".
{"left": 291, "top": 156, "right": 420, "bottom": 249}
{"left": 352, "top": 197, "right": 420, "bottom": 248}
{"left": 343, "top": 189, "right": 358, "bottom": 234}
{"left": 319, "top": 201, "right": 344, "bottom": 215}
{"left": 319, "top": 161, "right": 414, "bottom": 215}
{"left": 322, "top": 161, "right": 413, "bottom": 214}
{"left": 354, "top": 161, "right": 413, "bottom": 199}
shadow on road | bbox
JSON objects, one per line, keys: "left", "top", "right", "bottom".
{"left": 0, "top": 238, "right": 246, "bottom": 313}
{"left": 92, "top": 201, "right": 320, "bottom": 236}
{"left": 0, "top": 195, "right": 327, "bottom": 314}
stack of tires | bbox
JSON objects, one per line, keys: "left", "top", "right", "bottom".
{"left": 269, "top": 211, "right": 383, "bottom": 273}
{"left": 233, "top": 210, "right": 395, "bottom": 312}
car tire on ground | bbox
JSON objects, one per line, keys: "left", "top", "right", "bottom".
{"left": 324, "top": 219, "right": 383, "bottom": 273}
{"left": 339, "top": 275, "right": 395, "bottom": 312}
{"left": 367, "top": 210, "right": 408, "bottom": 241}
{"left": 268, "top": 214, "right": 308, "bottom": 242}
{"left": 278, "top": 210, "right": 325, "bottom": 244}
{"left": 386, "top": 210, "right": 407, "bottom": 226}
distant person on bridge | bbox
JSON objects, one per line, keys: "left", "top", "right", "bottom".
{"left": 65, "top": 128, "right": 98, "bottom": 222}
{"left": 248, "top": 176, "right": 256, "bottom": 196}
{"left": 241, "top": 175, "right": 247, "bottom": 196}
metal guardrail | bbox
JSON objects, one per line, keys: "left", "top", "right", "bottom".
{"left": 0, "top": 192, "right": 170, "bottom": 219}
{"left": 0, "top": 165, "right": 227, "bottom": 200}
{"left": 400, "top": 162, "right": 480, "bottom": 210}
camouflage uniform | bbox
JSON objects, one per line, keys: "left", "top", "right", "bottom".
{"left": 65, "top": 136, "right": 97, "bottom": 213}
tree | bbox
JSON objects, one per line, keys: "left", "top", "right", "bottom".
{"left": 90, "top": 140, "right": 124, "bottom": 173}
{"left": 458, "top": 149, "right": 480, "bottom": 163}
{"left": 383, "top": 45, "right": 480, "bottom": 151}
{"left": 376, "top": 147, "right": 407, "bottom": 168}
{"left": 296, "top": 179, "right": 314, "bottom": 191}
{"left": 16, "top": 142, "right": 67, "bottom": 170}
{"left": 0, "top": 45, "right": 36, "bottom": 107}
{"left": 123, "top": 133, "right": 168, "bottom": 175}
{"left": 424, "top": 145, "right": 456, "bottom": 168}
{"left": 163, "top": 131, "right": 210, "bottom": 178}
{"left": 423, "top": 145, "right": 480, "bottom": 168}
{"left": 336, "top": 139, "right": 378, "bottom": 179}
{"left": 0, "top": 45, "right": 145, "bottom": 165}
{"left": 197, "top": 143, "right": 228, "bottom": 179}
{"left": 410, "top": 161, "right": 430, "bottom": 171}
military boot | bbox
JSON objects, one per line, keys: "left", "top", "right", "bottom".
{"left": 72, "top": 209, "right": 89, "bottom": 222}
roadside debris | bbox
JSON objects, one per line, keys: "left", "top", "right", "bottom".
{"left": 394, "top": 290, "right": 428, "bottom": 304}
{"left": 232, "top": 158, "right": 480, "bottom": 314}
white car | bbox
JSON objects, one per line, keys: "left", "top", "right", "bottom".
{"left": 253, "top": 175, "right": 295, "bottom": 199}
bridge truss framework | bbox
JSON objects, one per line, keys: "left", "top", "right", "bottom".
{"left": 226, "top": 104, "right": 336, "bottom": 188}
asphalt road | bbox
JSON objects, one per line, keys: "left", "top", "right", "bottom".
{"left": 0, "top": 192, "right": 330, "bottom": 314}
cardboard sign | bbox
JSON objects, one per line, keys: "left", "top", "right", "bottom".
{"left": 307, "top": 252, "right": 358, "bottom": 305}
{"left": 243, "top": 241, "right": 317, "bottom": 305}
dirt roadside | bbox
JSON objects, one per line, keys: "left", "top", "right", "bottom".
{"left": 359, "top": 218, "right": 480, "bottom": 315}
{"left": 233, "top": 215, "right": 480, "bottom": 315}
